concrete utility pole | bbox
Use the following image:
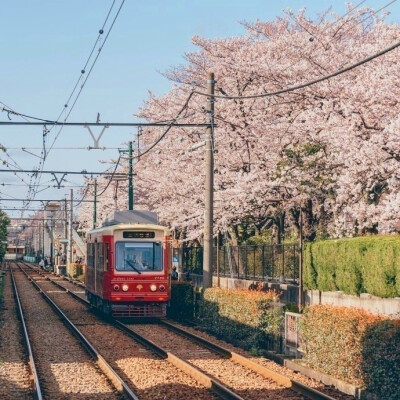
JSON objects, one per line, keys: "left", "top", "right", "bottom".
{"left": 93, "top": 178, "right": 97, "bottom": 229}
{"left": 203, "top": 72, "right": 215, "bottom": 288}
{"left": 68, "top": 189, "right": 73, "bottom": 269}
{"left": 64, "top": 198, "right": 68, "bottom": 263}
{"left": 298, "top": 208, "right": 304, "bottom": 310}
{"left": 128, "top": 140, "right": 133, "bottom": 210}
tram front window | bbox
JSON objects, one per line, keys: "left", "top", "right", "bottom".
{"left": 115, "top": 242, "right": 163, "bottom": 272}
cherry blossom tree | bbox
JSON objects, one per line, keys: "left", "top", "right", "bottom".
{"left": 78, "top": 6, "right": 400, "bottom": 243}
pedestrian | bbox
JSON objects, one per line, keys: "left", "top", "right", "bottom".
{"left": 44, "top": 258, "right": 48, "bottom": 270}
{"left": 184, "top": 271, "right": 191, "bottom": 281}
{"left": 39, "top": 258, "right": 44, "bottom": 269}
{"left": 171, "top": 266, "right": 178, "bottom": 280}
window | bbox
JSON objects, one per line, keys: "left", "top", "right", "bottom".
{"left": 96, "top": 243, "right": 104, "bottom": 271}
{"left": 104, "top": 243, "right": 109, "bottom": 271}
{"left": 115, "top": 242, "right": 163, "bottom": 272}
{"left": 87, "top": 243, "right": 94, "bottom": 268}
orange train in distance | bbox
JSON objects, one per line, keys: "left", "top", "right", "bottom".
{"left": 85, "top": 210, "right": 171, "bottom": 317}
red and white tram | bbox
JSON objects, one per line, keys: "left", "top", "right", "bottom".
{"left": 85, "top": 210, "right": 171, "bottom": 317}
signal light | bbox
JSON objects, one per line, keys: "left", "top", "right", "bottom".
{"left": 113, "top": 284, "right": 120, "bottom": 291}
{"left": 159, "top": 285, "right": 165, "bottom": 291}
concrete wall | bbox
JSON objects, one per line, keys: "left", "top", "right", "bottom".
{"left": 306, "top": 290, "right": 400, "bottom": 317}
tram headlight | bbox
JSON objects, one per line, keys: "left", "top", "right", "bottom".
{"left": 113, "top": 284, "right": 120, "bottom": 291}
{"left": 150, "top": 284, "right": 157, "bottom": 292}
{"left": 122, "top": 284, "right": 129, "bottom": 292}
{"left": 159, "top": 285, "right": 165, "bottom": 291}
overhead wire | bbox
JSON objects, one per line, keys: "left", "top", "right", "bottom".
{"left": 193, "top": 39, "right": 400, "bottom": 100}
{"left": 26, "top": 1, "right": 125, "bottom": 206}
{"left": 48, "top": 0, "right": 126, "bottom": 154}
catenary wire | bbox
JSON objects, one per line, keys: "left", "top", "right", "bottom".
{"left": 193, "top": 39, "right": 400, "bottom": 100}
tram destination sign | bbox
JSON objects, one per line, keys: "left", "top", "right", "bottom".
{"left": 123, "top": 231, "right": 155, "bottom": 239}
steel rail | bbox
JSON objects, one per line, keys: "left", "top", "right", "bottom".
{"left": 21, "top": 262, "right": 244, "bottom": 400}
{"left": 15, "top": 262, "right": 139, "bottom": 400}
{"left": 22, "top": 261, "right": 337, "bottom": 400}
{"left": 159, "top": 320, "right": 337, "bottom": 400}
{"left": 9, "top": 265, "right": 43, "bottom": 400}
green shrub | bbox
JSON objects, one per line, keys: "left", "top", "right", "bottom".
{"left": 197, "top": 288, "right": 283, "bottom": 351}
{"left": 303, "top": 236, "right": 400, "bottom": 297}
{"left": 299, "top": 305, "right": 400, "bottom": 398}
{"left": 361, "top": 320, "right": 400, "bottom": 399}
{"left": 167, "top": 281, "right": 194, "bottom": 321}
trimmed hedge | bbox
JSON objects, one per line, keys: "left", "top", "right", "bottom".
{"left": 198, "top": 288, "right": 283, "bottom": 351}
{"left": 167, "top": 281, "right": 194, "bottom": 321}
{"left": 300, "top": 305, "right": 400, "bottom": 399}
{"left": 304, "top": 235, "right": 400, "bottom": 297}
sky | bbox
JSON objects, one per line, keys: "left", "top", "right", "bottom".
{"left": 1, "top": 0, "right": 399, "bottom": 219}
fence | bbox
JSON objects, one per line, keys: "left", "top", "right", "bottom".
{"left": 181, "top": 243, "right": 299, "bottom": 283}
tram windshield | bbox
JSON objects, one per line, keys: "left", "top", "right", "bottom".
{"left": 115, "top": 242, "right": 163, "bottom": 272}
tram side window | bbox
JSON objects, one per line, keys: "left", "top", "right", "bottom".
{"left": 87, "top": 243, "right": 94, "bottom": 268}
{"left": 103, "top": 243, "right": 109, "bottom": 271}
{"left": 96, "top": 243, "right": 104, "bottom": 271}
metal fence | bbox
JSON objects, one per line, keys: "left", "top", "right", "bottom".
{"left": 181, "top": 244, "right": 299, "bottom": 283}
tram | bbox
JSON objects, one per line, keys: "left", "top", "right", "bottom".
{"left": 85, "top": 210, "right": 171, "bottom": 317}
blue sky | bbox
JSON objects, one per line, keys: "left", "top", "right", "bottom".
{"left": 1, "top": 0, "right": 399, "bottom": 217}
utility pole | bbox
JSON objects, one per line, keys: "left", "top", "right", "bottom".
{"left": 93, "top": 178, "right": 97, "bottom": 229}
{"left": 298, "top": 207, "right": 304, "bottom": 310}
{"left": 41, "top": 216, "right": 45, "bottom": 259}
{"left": 68, "top": 189, "right": 73, "bottom": 269}
{"left": 50, "top": 215, "right": 54, "bottom": 270}
{"left": 128, "top": 140, "right": 133, "bottom": 210}
{"left": 64, "top": 198, "right": 68, "bottom": 264}
{"left": 203, "top": 72, "right": 215, "bottom": 288}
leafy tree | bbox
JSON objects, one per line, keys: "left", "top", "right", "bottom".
{"left": 0, "top": 210, "right": 10, "bottom": 261}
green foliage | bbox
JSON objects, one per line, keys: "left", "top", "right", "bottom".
{"left": 303, "top": 235, "right": 400, "bottom": 297}
{"left": 361, "top": 320, "right": 400, "bottom": 399}
{"left": 0, "top": 210, "right": 10, "bottom": 261}
{"left": 300, "top": 305, "right": 400, "bottom": 398}
{"left": 167, "top": 281, "right": 194, "bottom": 322}
{"left": 283, "top": 302, "right": 300, "bottom": 313}
{"left": 197, "top": 288, "right": 283, "bottom": 351}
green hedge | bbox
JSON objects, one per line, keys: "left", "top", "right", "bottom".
{"left": 167, "top": 281, "right": 194, "bottom": 321}
{"left": 361, "top": 320, "right": 400, "bottom": 398}
{"left": 300, "top": 305, "right": 400, "bottom": 399}
{"left": 303, "top": 235, "right": 400, "bottom": 297}
{"left": 197, "top": 288, "right": 283, "bottom": 351}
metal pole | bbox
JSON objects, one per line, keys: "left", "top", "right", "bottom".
{"left": 203, "top": 72, "right": 215, "bottom": 288}
{"left": 64, "top": 198, "right": 68, "bottom": 264}
{"left": 50, "top": 216, "right": 54, "bottom": 271}
{"left": 42, "top": 217, "right": 45, "bottom": 259}
{"left": 93, "top": 179, "right": 97, "bottom": 229}
{"left": 128, "top": 140, "right": 133, "bottom": 210}
{"left": 216, "top": 233, "right": 220, "bottom": 288}
{"left": 68, "top": 189, "right": 73, "bottom": 270}
{"left": 298, "top": 207, "right": 304, "bottom": 310}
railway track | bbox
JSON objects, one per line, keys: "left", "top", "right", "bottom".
{"left": 19, "top": 261, "right": 349, "bottom": 400}
{"left": 0, "top": 263, "right": 34, "bottom": 400}
{"left": 10, "top": 262, "right": 137, "bottom": 400}
{"left": 16, "top": 262, "right": 220, "bottom": 400}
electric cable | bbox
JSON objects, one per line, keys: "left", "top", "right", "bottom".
{"left": 48, "top": 0, "right": 126, "bottom": 154}
{"left": 193, "top": 39, "right": 400, "bottom": 100}
{"left": 136, "top": 91, "right": 195, "bottom": 159}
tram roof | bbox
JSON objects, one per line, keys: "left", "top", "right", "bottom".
{"left": 88, "top": 223, "right": 170, "bottom": 236}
